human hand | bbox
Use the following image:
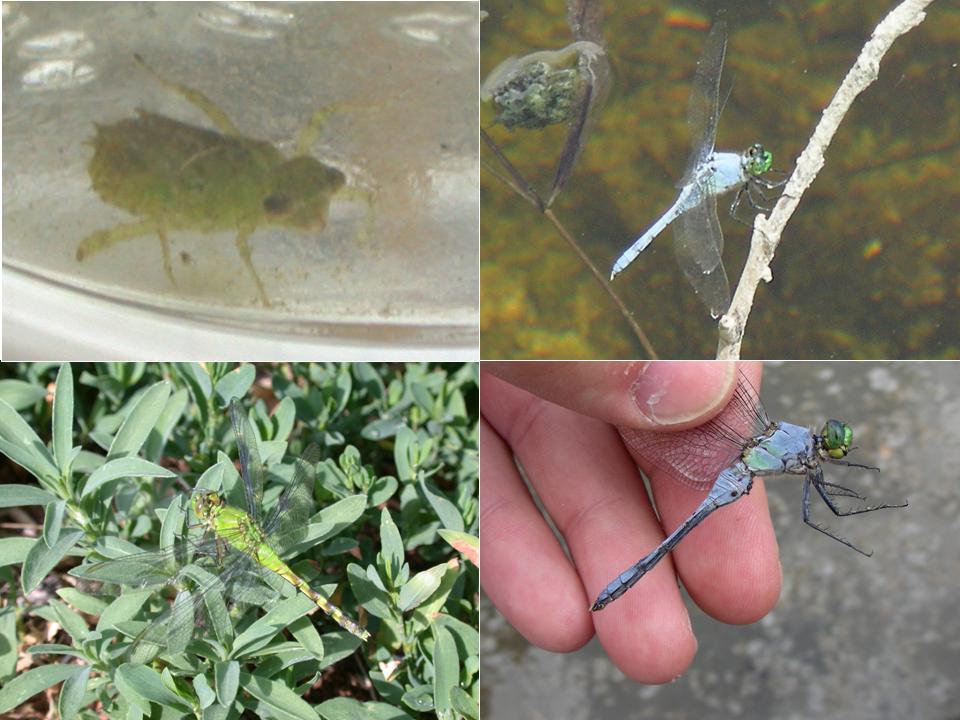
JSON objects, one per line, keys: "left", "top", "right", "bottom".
{"left": 480, "top": 361, "right": 781, "bottom": 683}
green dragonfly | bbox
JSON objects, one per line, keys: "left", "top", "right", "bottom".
{"left": 71, "top": 398, "right": 370, "bottom": 662}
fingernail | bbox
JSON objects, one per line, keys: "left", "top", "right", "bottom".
{"left": 629, "top": 362, "right": 737, "bottom": 426}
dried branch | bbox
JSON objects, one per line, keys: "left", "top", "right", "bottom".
{"left": 717, "top": 0, "right": 935, "bottom": 359}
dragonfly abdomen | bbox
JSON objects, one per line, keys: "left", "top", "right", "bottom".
{"left": 592, "top": 463, "right": 754, "bottom": 611}
{"left": 278, "top": 566, "right": 371, "bottom": 641}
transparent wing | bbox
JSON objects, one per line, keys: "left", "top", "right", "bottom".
{"left": 230, "top": 398, "right": 265, "bottom": 526}
{"left": 671, "top": 190, "right": 731, "bottom": 319}
{"left": 126, "top": 554, "right": 266, "bottom": 662}
{"left": 680, "top": 20, "right": 727, "bottom": 184}
{"left": 619, "top": 370, "right": 770, "bottom": 490}
{"left": 262, "top": 444, "right": 320, "bottom": 546}
{"left": 70, "top": 535, "right": 228, "bottom": 589}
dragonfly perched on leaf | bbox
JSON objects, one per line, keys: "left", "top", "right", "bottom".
{"left": 72, "top": 398, "right": 370, "bottom": 663}
{"left": 591, "top": 370, "right": 907, "bottom": 612}
{"left": 610, "top": 21, "right": 787, "bottom": 318}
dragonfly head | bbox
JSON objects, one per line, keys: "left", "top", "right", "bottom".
{"left": 193, "top": 491, "right": 224, "bottom": 521}
{"left": 744, "top": 144, "right": 773, "bottom": 176}
{"left": 818, "top": 419, "right": 854, "bottom": 460}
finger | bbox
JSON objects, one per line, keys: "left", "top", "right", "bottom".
{"left": 482, "top": 371, "right": 697, "bottom": 683}
{"left": 480, "top": 388, "right": 594, "bottom": 651}
{"left": 483, "top": 360, "right": 738, "bottom": 430}
{"left": 625, "top": 362, "right": 781, "bottom": 624}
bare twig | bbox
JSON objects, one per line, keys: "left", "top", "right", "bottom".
{"left": 717, "top": 0, "right": 935, "bottom": 359}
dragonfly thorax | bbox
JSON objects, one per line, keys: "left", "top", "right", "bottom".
{"left": 193, "top": 491, "right": 226, "bottom": 522}
{"left": 816, "top": 419, "right": 854, "bottom": 460}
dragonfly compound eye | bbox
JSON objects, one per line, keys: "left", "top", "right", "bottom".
{"left": 822, "top": 419, "right": 853, "bottom": 459}
{"left": 747, "top": 144, "right": 773, "bottom": 175}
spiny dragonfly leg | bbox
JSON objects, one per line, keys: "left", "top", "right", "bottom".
{"left": 801, "top": 471, "right": 870, "bottom": 556}
{"left": 803, "top": 469, "right": 908, "bottom": 557}
{"left": 747, "top": 181, "right": 777, "bottom": 207}
{"left": 830, "top": 458, "right": 881, "bottom": 473}
{"left": 752, "top": 174, "right": 788, "bottom": 190}
{"left": 729, "top": 185, "right": 753, "bottom": 227}
{"left": 819, "top": 480, "right": 868, "bottom": 501}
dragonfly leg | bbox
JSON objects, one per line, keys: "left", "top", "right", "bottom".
{"left": 801, "top": 471, "right": 870, "bottom": 556}
{"left": 803, "top": 467, "right": 908, "bottom": 556}
{"left": 728, "top": 185, "right": 754, "bottom": 228}
{"left": 752, "top": 170, "right": 789, "bottom": 189}
{"left": 829, "top": 458, "right": 881, "bottom": 473}
{"left": 818, "top": 480, "right": 867, "bottom": 501}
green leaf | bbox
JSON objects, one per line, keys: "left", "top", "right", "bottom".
{"left": 41, "top": 499, "right": 64, "bottom": 546}
{"left": 419, "top": 477, "right": 464, "bottom": 532}
{"left": 241, "top": 670, "right": 321, "bottom": 720}
{"left": 393, "top": 426, "right": 416, "bottom": 482}
{"left": 361, "top": 416, "right": 407, "bottom": 441}
{"left": 81, "top": 457, "right": 176, "bottom": 498}
{"left": 107, "top": 381, "right": 172, "bottom": 460}
{"left": 57, "top": 664, "right": 91, "bottom": 720}
{"left": 368, "top": 473, "right": 397, "bottom": 505}
{"left": 115, "top": 663, "right": 191, "bottom": 714}
{"left": 144, "top": 388, "right": 189, "bottom": 462}
{"left": 0, "top": 380, "right": 46, "bottom": 410}
{"left": 353, "top": 363, "right": 386, "bottom": 401}
{"left": 214, "top": 660, "right": 239, "bottom": 708}
{"left": 233, "top": 594, "right": 314, "bottom": 657}
{"left": 437, "top": 530, "right": 478, "bottom": 567}
{"left": 0, "top": 607, "right": 16, "bottom": 678}
{"left": 159, "top": 494, "right": 188, "bottom": 551}
{"left": 214, "top": 364, "right": 256, "bottom": 406}
{"left": 52, "top": 364, "right": 74, "bottom": 474}
{"left": 273, "top": 396, "right": 296, "bottom": 442}
{"left": 397, "top": 565, "right": 445, "bottom": 612}
{"left": 0, "top": 664, "right": 79, "bottom": 714}
{"left": 0, "top": 537, "right": 36, "bottom": 567}
{"left": 193, "top": 673, "right": 216, "bottom": 709}
{"left": 97, "top": 590, "right": 151, "bottom": 631}
{"left": 21, "top": 529, "right": 83, "bottom": 594}
{"left": 432, "top": 626, "right": 459, "bottom": 717}
{"left": 350, "top": 565, "right": 391, "bottom": 620}
{"left": 176, "top": 363, "right": 213, "bottom": 409}
{"left": 47, "top": 599, "right": 90, "bottom": 643}
{"left": 56, "top": 587, "right": 107, "bottom": 616}
{"left": 381, "top": 507, "right": 404, "bottom": 575}
{"left": 401, "top": 686, "right": 434, "bottom": 713}
{"left": 450, "top": 687, "right": 479, "bottom": 720}
{"left": 288, "top": 615, "right": 324, "bottom": 660}
{"left": 0, "top": 483, "right": 57, "bottom": 508}
{"left": 0, "top": 400, "right": 59, "bottom": 482}
{"left": 317, "top": 696, "right": 417, "bottom": 719}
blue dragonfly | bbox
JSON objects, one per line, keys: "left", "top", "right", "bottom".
{"left": 591, "top": 371, "right": 907, "bottom": 612}
{"left": 610, "top": 22, "right": 786, "bottom": 318}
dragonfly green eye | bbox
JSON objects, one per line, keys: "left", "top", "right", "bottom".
{"left": 821, "top": 419, "right": 853, "bottom": 459}
{"left": 747, "top": 144, "right": 773, "bottom": 176}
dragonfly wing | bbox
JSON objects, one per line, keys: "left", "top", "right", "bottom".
{"left": 685, "top": 21, "right": 727, "bottom": 172}
{"left": 619, "top": 369, "right": 770, "bottom": 490}
{"left": 262, "top": 444, "right": 320, "bottom": 545}
{"left": 70, "top": 535, "right": 229, "bottom": 589}
{"left": 125, "top": 556, "right": 254, "bottom": 661}
{"left": 671, "top": 190, "right": 731, "bottom": 318}
{"left": 230, "top": 398, "right": 265, "bottom": 527}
